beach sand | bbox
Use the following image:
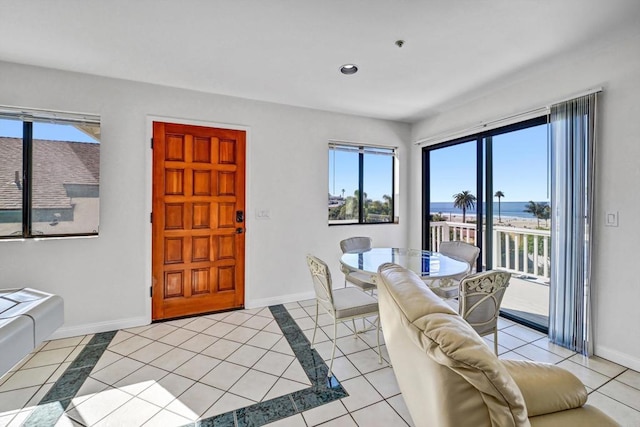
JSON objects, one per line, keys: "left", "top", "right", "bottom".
{"left": 433, "top": 213, "right": 548, "bottom": 230}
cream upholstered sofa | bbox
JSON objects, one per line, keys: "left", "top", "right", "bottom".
{"left": 377, "top": 263, "right": 618, "bottom": 427}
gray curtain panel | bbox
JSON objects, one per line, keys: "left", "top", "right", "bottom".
{"left": 549, "top": 93, "right": 597, "bottom": 355}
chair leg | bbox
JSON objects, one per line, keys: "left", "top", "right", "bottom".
{"left": 311, "top": 302, "right": 319, "bottom": 348}
{"left": 494, "top": 330, "right": 498, "bottom": 355}
{"left": 328, "top": 318, "right": 338, "bottom": 377}
{"left": 352, "top": 319, "right": 357, "bottom": 338}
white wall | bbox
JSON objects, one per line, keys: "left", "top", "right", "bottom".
{"left": 0, "top": 61, "right": 410, "bottom": 337}
{"left": 409, "top": 27, "right": 640, "bottom": 370}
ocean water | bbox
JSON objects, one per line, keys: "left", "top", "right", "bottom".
{"left": 430, "top": 201, "right": 549, "bottom": 219}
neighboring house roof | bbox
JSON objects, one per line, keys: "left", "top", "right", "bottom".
{"left": 0, "top": 137, "right": 99, "bottom": 210}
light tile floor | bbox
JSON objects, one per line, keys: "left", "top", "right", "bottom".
{"left": 1, "top": 299, "right": 639, "bottom": 426}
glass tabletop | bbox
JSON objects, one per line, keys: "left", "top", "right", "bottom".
{"left": 340, "top": 247, "right": 469, "bottom": 279}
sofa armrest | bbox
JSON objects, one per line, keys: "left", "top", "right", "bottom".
{"left": 502, "top": 360, "right": 587, "bottom": 417}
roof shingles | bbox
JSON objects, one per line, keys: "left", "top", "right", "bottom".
{"left": 0, "top": 137, "right": 99, "bottom": 210}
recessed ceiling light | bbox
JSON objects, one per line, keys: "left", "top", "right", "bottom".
{"left": 340, "top": 64, "right": 358, "bottom": 75}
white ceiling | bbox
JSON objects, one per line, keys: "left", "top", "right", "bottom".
{"left": 1, "top": 1, "right": 639, "bottom": 123}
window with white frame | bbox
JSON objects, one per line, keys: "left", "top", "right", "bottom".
{"left": 0, "top": 107, "right": 100, "bottom": 238}
{"left": 328, "top": 142, "right": 396, "bottom": 225}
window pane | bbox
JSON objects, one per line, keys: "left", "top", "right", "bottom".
{"left": 328, "top": 146, "right": 359, "bottom": 224}
{"left": 0, "top": 118, "right": 24, "bottom": 237}
{"left": 363, "top": 150, "right": 393, "bottom": 223}
{"left": 492, "top": 123, "right": 550, "bottom": 330}
{"left": 429, "top": 141, "right": 477, "bottom": 225}
{"left": 31, "top": 122, "right": 100, "bottom": 235}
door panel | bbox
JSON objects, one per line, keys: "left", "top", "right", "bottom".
{"left": 152, "top": 122, "right": 245, "bottom": 320}
{"left": 490, "top": 124, "right": 550, "bottom": 330}
{"left": 423, "top": 117, "right": 550, "bottom": 332}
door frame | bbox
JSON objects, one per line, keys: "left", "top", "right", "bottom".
{"left": 144, "top": 115, "right": 252, "bottom": 323}
{"left": 421, "top": 116, "right": 549, "bottom": 333}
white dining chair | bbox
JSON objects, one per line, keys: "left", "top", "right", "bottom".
{"left": 339, "top": 237, "right": 376, "bottom": 293}
{"left": 429, "top": 241, "right": 480, "bottom": 299}
{"left": 457, "top": 270, "right": 511, "bottom": 354}
{"left": 306, "top": 254, "right": 381, "bottom": 377}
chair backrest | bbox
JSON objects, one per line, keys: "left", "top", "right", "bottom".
{"left": 340, "top": 236, "right": 372, "bottom": 253}
{"left": 439, "top": 241, "right": 480, "bottom": 279}
{"left": 459, "top": 270, "right": 511, "bottom": 336}
{"left": 306, "top": 255, "right": 334, "bottom": 313}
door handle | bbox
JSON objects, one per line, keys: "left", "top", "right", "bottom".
{"left": 236, "top": 227, "right": 244, "bottom": 234}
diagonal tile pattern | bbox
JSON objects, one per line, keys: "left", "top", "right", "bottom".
{"left": 0, "top": 297, "right": 638, "bottom": 426}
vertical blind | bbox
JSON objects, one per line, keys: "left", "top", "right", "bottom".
{"left": 548, "top": 93, "right": 597, "bottom": 355}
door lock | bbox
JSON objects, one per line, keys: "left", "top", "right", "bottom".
{"left": 236, "top": 210, "right": 244, "bottom": 223}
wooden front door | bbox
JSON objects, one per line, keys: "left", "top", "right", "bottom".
{"left": 152, "top": 122, "right": 246, "bottom": 320}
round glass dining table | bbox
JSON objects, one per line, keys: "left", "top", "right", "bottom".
{"left": 339, "top": 247, "right": 469, "bottom": 283}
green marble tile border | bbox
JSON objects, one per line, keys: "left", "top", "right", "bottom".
{"left": 192, "top": 304, "right": 347, "bottom": 426}
{"left": 23, "top": 304, "right": 347, "bottom": 427}
{"left": 23, "top": 331, "right": 117, "bottom": 426}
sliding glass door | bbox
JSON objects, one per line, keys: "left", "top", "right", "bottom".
{"left": 423, "top": 117, "right": 550, "bottom": 331}
{"left": 425, "top": 139, "right": 479, "bottom": 258}
{"left": 490, "top": 122, "right": 550, "bottom": 330}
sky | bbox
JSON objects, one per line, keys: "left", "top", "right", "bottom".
{"left": 429, "top": 124, "right": 549, "bottom": 202}
{"left": 0, "top": 118, "right": 98, "bottom": 143}
{"left": 329, "top": 149, "right": 393, "bottom": 201}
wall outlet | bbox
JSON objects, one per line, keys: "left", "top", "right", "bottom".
{"left": 605, "top": 211, "right": 618, "bottom": 227}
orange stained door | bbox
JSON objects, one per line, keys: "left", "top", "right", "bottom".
{"left": 152, "top": 122, "right": 246, "bottom": 320}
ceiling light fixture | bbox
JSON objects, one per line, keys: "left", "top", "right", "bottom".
{"left": 340, "top": 64, "right": 358, "bottom": 75}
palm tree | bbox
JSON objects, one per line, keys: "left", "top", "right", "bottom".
{"left": 352, "top": 189, "right": 369, "bottom": 220}
{"left": 494, "top": 191, "right": 505, "bottom": 223}
{"left": 382, "top": 194, "right": 392, "bottom": 218}
{"left": 452, "top": 191, "right": 477, "bottom": 223}
{"left": 523, "top": 201, "right": 544, "bottom": 227}
{"left": 541, "top": 203, "right": 551, "bottom": 227}
{"left": 382, "top": 194, "right": 392, "bottom": 209}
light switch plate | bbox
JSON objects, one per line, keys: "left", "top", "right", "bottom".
{"left": 256, "top": 209, "right": 270, "bottom": 220}
{"left": 605, "top": 211, "right": 618, "bottom": 227}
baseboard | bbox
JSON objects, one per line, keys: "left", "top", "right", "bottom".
{"left": 245, "top": 291, "right": 315, "bottom": 310}
{"left": 595, "top": 344, "right": 640, "bottom": 372}
{"left": 49, "top": 316, "right": 150, "bottom": 340}
{"left": 49, "top": 292, "right": 318, "bottom": 339}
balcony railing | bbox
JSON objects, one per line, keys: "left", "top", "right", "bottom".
{"left": 429, "top": 221, "right": 551, "bottom": 281}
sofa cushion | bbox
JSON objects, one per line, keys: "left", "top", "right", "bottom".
{"left": 378, "top": 263, "right": 529, "bottom": 427}
{"left": 414, "top": 313, "right": 529, "bottom": 424}
{"left": 377, "top": 262, "right": 457, "bottom": 322}
{"left": 502, "top": 360, "right": 587, "bottom": 417}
